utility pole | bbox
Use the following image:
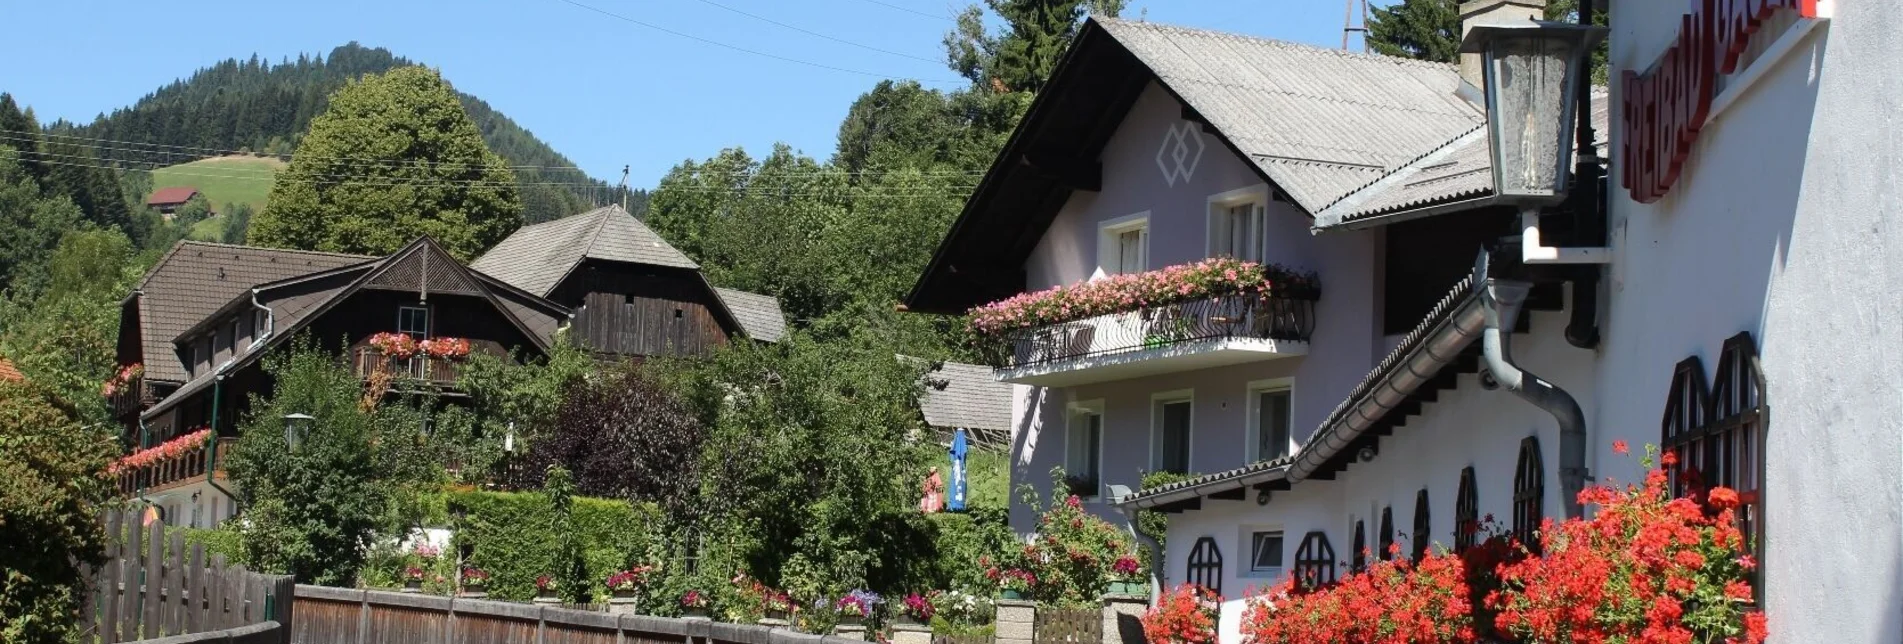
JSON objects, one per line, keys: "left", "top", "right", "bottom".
{"left": 1342, "top": 0, "right": 1369, "bottom": 51}
{"left": 618, "top": 165, "right": 630, "bottom": 212}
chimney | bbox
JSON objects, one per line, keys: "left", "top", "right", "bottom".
{"left": 1459, "top": 0, "right": 1546, "bottom": 88}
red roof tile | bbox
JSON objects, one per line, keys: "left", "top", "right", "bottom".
{"left": 0, "top": 357, "right": 23, "bottom": 383}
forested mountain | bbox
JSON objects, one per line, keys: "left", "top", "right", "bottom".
{"left": 72, "top": 43, "right": 643, "bottom": 224}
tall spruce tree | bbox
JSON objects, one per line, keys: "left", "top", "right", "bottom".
{"left": 249, "top": 66, "right": 522, "bottom": 260}
{"left": 1368, "top": 0, "right": 1609, "bottom": 83}
{"left": 943, "top": 0, "right": 1125, "bottom": 93}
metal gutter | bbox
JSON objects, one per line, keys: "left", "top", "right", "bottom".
{"left": 1316, "top": 194, "right": 1502, "bottom": 233}
{"left": 1110, "top": 462, "right": 1291, "bottom": 510}
{"left": 1480, "top": 280, "right": 1591, "bottom": 518}
{"left": 1287, "top": 252, "right": 1493, "bottom": 483}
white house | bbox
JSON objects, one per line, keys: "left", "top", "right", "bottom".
{"left": 907, "top": 1, "right": 1897, "bottom": 642}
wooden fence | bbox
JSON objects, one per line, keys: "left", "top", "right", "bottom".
{"left": 83, "top": 508, "right": 296, "bottom": 644}
{"left": 1030, "top": 607, "right": 1101, "bottom": 644}
{"left": 294, "top": 585, "right": 872, "bottom": 644}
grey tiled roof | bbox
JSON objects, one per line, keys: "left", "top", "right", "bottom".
{"left": 1318, "top": 90, "right": 1613, "bottom": 227}
{"left": 1097, "top": 18, "right": 1484, "bottom": 214}
{"left": 918, "top": 361, "right": 1014, "bottom": 433}
{"left": 131, "top": 241, "right": 371, "bottom": 383}
{"left": 472, "top": 205, "right": 697, "bottom": 297}
{"left": 712, "top": 287, "right": 786, "bottom": 343}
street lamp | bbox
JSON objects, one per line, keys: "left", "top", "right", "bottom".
{"left": 283, "top": 413, "right": 314, "bottom": 451}
{"left": 1459, "top": 20, "right": 1607, "bottom": 204}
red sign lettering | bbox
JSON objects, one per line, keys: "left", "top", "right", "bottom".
{"left": 1621, "top": 0, "right": 1820, "bottom": 203}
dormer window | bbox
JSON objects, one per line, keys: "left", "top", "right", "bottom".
{"left": 398, "top": 306, "right": 430, "bottom": 340}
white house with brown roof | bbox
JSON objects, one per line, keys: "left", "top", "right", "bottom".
{"left": 909, "top": 2, "right": 1891, "bottom": 642}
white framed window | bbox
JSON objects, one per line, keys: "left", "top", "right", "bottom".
{"left": 1066, "top": 400, "right": 1105, "bottom": 500}
{"left": 1206, "top": 185, "right": 1271, "bottom": 263}
{"left": 1151, "top": 390, "right": 1194, "bottom": 474}
{"left": 1246, "top": 378, "right": 1295, "bottom": 462}
{"left": 1242, "top": 527, "right": 1285, "bottom": 577}
{"left": 1098, "top": 212, "right": 1150, "bottom": 277}
{"left": 398, "top": 306, "right": 430, "bottom": 339}
{"left": 252, "top": 309, "right": 269, "bottom": 346}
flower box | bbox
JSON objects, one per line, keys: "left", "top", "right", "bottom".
{"left": 1000, "top": 589, "right": 1026, "bottom": 600}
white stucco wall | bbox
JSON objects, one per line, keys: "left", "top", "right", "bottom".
{"left": 1603, "top": 3, "right": 1903, "bottom": 642}
{"left": 1162, "top": 308, "right": 1593, "bottom": 644}
{"left": 1005, "top": 82, "right": 1382, "bottom": 532}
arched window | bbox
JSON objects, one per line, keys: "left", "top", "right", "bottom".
{"left": 1294, "top": 531, "right": 1337, "bottom": 587}
{"left": 1661, "top": 332, "right": 1767, "bottom": 570}
{"left": 1514, "top": 436, "right": 1545, "bottom": 554}
{"left": 1455, "top": 467, "right": 1478, "bottom": 553}
{"left": 1378, "top": 507, "right": 1394, "bottom": 561}
{"left": 1351, "top": 520, "right": 1367, "bottom": 573}
{"left": 1187, "top": 536, "right": 1223, "bottom": 595}
{"left": 1411, "top": 489, "right": 1431, "bottom": 562}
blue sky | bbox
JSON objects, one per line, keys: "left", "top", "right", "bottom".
{"left": 0, "top": 0, "right": 1375, "bottom": 188}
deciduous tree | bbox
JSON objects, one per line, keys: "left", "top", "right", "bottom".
{"left": 250, "top": 66, "right": 522, "bottom": 260}
{"left": 0, "top": 379, "right": 116, "bottom": 644}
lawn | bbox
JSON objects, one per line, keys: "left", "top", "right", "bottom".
{"left": 150, "top": 155, "right": 283, "bottom": 240}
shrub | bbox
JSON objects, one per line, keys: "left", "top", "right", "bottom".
{"left": 0, "top": 380, "right": 115, "bottom": 644}
{"left": 440, "top": 489, "right": 661, "bottom": 602}
{"left": 1142, "top": 584, "right": 1220, "bottom": 644}
{"left": 1241, "top": 547, "right": 1476, "bottom": 644}
{"left": 996, "top": 469, "right": 1136, "bottom": 606}
{"left": 1488, "top": 446, "right": 1766, "bottom": 644}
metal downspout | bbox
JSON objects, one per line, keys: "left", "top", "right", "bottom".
{"left": 1480, "top": 280, "right": 1590, "bottom": 518}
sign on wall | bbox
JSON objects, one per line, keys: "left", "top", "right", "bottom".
{"left": 1621, "top": 0, "right": 1829, "bottom": 203}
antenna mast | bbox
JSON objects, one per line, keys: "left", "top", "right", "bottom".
{"left": 1342, "top": 0, "right": 1369, "bottom": 51}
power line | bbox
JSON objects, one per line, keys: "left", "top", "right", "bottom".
{"left": 686, "top": 0, "right": 944, "bottom": 64}
{"left": 4, "top": 129, "right": 994, "bottom": 179}
{"left": 549, "top": 0, "right": 958, "bottom": 83}
{"left": 5, "top": 129, "right": 600, "bottom": 174}
{"left": 850, "top": 0, "right": 956, "bottom": 21}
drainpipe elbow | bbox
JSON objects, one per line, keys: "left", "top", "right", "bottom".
{"left": 1481, "top": 280, "right": 1591, "bottom": 519}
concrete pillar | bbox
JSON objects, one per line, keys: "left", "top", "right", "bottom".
{"left": 995, "top": 599, "right": 1037, "bottom": 644}
{"left": 1101, "top": 596, "right": 1149, "bottom": 644}
{"left": 890, "top": 622, "right": 932, "bottom": 644}
{"left": 835, "top": 622, "right": 868, "bottom": 640}
{"left": 608, "top": 593, "right": 641, "bottom": 616}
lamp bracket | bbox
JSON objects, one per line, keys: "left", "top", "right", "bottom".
{"left": 1520, "top": 208, "right": 1609, "bottom": 265}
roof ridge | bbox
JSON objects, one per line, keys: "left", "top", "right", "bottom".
{"left": 1318, "top": 123, "right": 1488, "bottom": 216}
{"left": 1096, "top": 17, "right": 1461, "bottom": 71}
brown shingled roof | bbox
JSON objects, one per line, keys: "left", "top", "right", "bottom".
{"left": 130, "top": 241, "right": 371, "bottom": 383}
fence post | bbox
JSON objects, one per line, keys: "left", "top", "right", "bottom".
{"left": 101, "top": 509, "right": 123, "bottom": 644}
{"left": 186, "top": 543, "right": 207, "bottom": 633}
{"left": 165, "top": 531, "right": 185, "bottom": 635}
{"left": 995, "top": 600, "right": 1036, "bottom": 644}
{"left": 120, "top": 511, "right": 143, "bottom": 641}
{"left": 144, "top": 519, "right": 164, "bottom": 638}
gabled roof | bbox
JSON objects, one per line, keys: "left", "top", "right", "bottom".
{"left": 1314, "top": 89, "right": 1612, "bottom": 230}
{"left": 146, "top": 187, "right": 200, "bottom": 206}
{"left": 712, "top": 287, "right": 787, "bottom": 343}
{"left": 472, "top": 205, "right": 697, "bottom": 297}
{"left": 130, "top": 241, "right": 370, "bottom": 383}
{"left": 1097, "top": 19, "right": 1483, "bottom": 212}
{"left": 142, "top": 237, "right": 572, "bottom": 422}
{"left": 906, "top": 18, "right": 1491, "bottom": 313}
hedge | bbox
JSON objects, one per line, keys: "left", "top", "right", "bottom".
{"left": 443, "top": 490, "right": 661, "bottom": 602}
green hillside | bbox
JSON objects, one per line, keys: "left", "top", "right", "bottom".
{"left": 148, "top": 155, "right": 282, "bottom": 241}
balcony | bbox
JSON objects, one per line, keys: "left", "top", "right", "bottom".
{"left": 107, "top": 374, "right": 153, "bottom": 419}
{"left": 113, "top": 434, "right": 239, "bottom": 496}
{"left": 349, "top": 338, "right": 505, "bottom": 389}
{"left": 981, "top": 293, "right": 1317, "bottom": 387}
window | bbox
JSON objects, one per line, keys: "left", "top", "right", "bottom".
{"left": 252, "top": 310, "right": 268, "bottom": 345}
{"left": 1351, "top": 520, "right": 1368, "bottom": 572}
{"left": 1098, "top": 213, "right": 1149, "bottom": 276}
{"left": 1248, "top": 530, "right": 1284, "bottom": 575}
{"left": 1207, "top": 185, "right": 1269, "bottom": 262}
{"left": 1066, "top": 403, "right": 1104, "bottom": 499}
{"left": 1187, "top": 536, "right": 1223, "bottom": 594}
{"left": 1661, "top": 332, "right": 1766, "bottom": 576}
{"left": 1152, "top": 392, "right": 1193, "bottom": 473}
{"left": 230, "top": 319, "right": 242, "bottom": 353}
{"left": 1513, "top": 436, "right": 1545, "bottom": 554}
{"left": 1247, "top": 380, "right": 1293, "bottom": 462}
{"left": 1379, "top": 507, "right": 1395, "bottom": 561}
{"left": 1293, "top": 531, "right": 1336, "bottom": 586}
{"left": 214, "top": 326, "right": 230, "bottom": 359}
{"left": 1455, "top": 467, "right": 1479, "bottom": 553}
{"left": 1412, "top": 488, "right": 1431, "bottom": 562}
{"left": 398, "top": 306, "right": 430, "bottom": 339}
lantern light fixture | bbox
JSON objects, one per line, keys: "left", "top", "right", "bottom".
{"left": 283, "top": 413, "right": 314, "bottom": 451}
{"left": 1460, "top": 20, "right": 1607, "bottom": 205}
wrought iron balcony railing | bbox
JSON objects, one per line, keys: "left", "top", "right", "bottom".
{"left": 985, "top": 292, "right": 1318, "bottom": 369}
